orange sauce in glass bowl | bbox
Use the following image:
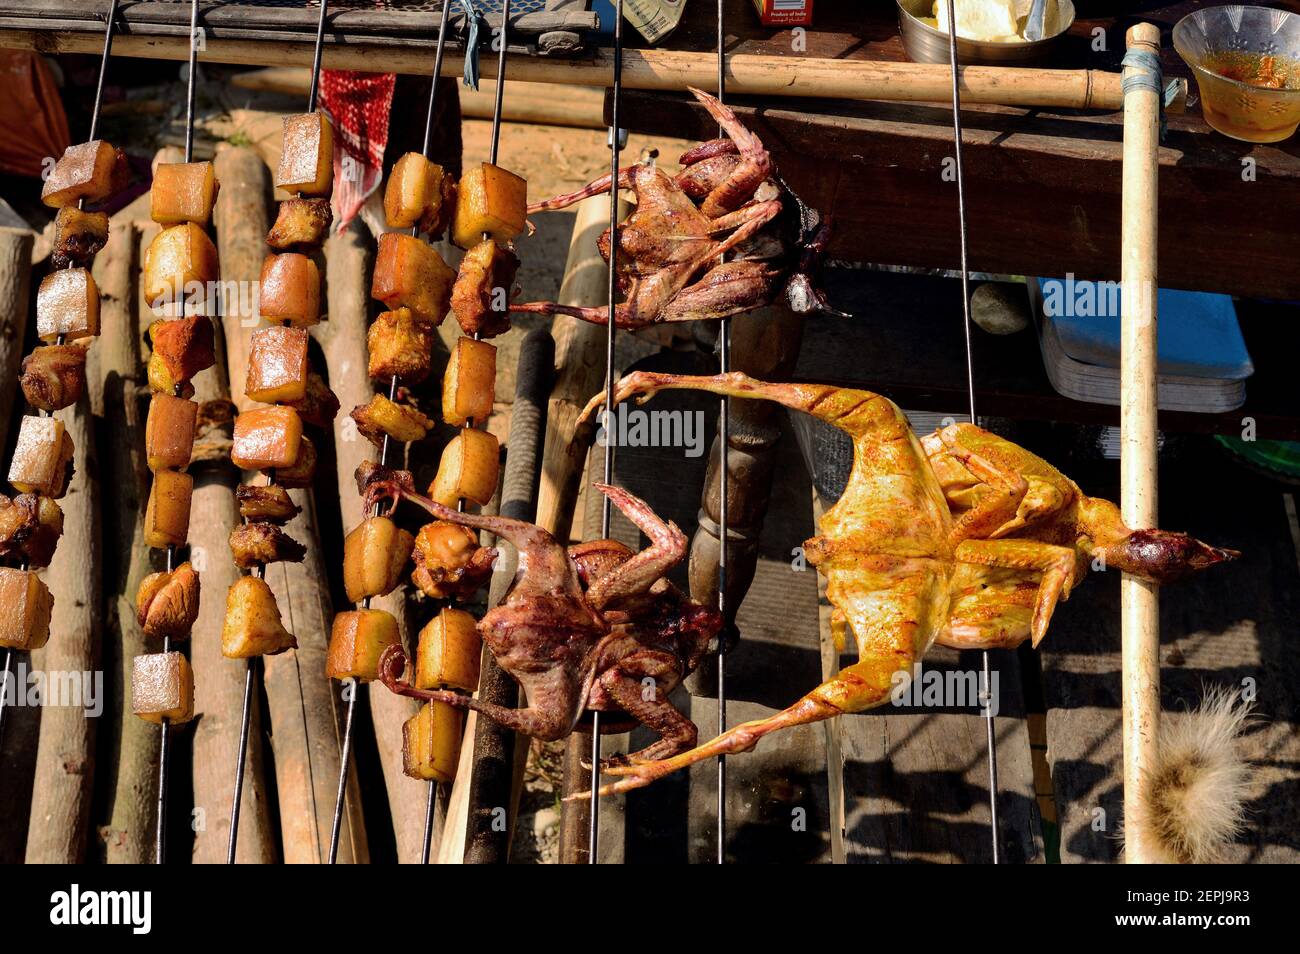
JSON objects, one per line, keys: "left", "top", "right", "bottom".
{"left": 1204, "top": 51, "right": 1300, "bottom": 90}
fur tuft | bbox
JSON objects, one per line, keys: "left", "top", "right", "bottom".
{"left": 1124, "top": 687, "right": 1255, "bottom": 863}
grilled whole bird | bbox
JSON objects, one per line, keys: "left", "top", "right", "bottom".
{"left": 371, "top": 481, "right": 721, "bottom": 765}
{"left": 511, "top": 87, "right": 844, "bottom": 328}
{"left": 578, "top": 372, "right": 1237, "bottom": 796}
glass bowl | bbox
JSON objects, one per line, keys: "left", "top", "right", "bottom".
{"left": 1173, "top": 5, "right": 1300, "bottom": 143}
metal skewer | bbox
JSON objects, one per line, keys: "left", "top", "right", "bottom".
{"left": 942, "top": 0, "right": 1000, "bottom": 863}
{"left": 712, "top": 0, "right": 730, "bottom": 866}
{"left": 414, "top": 0, "right": 456, "bottom": 867}
{"left": 586, "top": 0, "right": 624, "bottom": 867}
{"left": 228, "top": 0, "right": 330, "bottom": 864}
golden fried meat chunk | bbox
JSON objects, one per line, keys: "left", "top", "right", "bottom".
{"left": 266, "top": 197, "right": 333, "bottom": 250}
{"left": 235, "top": 483, "right": 301, "bottom": 525}
{"left": 349, "top": 393, "right": 434, "bottom": 447}
{"left": 51, "top": 207, "right": 110, "bottom": 269}
{"left": 228, "top": 522, "right": 307, "bottom": 568}
{"left": 20, "top": 343, "right": 88, "bottom": 413}
{"left": 135, "top": 562, "right": 201, "bottom": 640}
{"left": 366, "top": 307, "right": 435, "bottom": 384}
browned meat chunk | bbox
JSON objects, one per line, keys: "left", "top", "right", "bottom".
{"left": 20, "top": 344, "right": 88, "bottom": 412}
{"left": 235, "top": 483, "right": 301, "bottom": 525}
{"left": 228, "top": 522, "right": 307, "bottom": 568}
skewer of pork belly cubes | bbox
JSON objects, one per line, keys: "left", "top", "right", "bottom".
{"left": 3, "top": 137, "right": 133, "bottom": 656}
{"left": 221, "top": 108, "right": 340, "bottom": 661}
{"left": 131, "top": 158, "right": 224, "bottom": 726}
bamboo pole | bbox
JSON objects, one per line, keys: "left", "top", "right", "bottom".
{"left": 22, "top": 219, "right": 123, "bottom": 863}
{"left": 213, "top": 145, "right": 367, "bottom": 864}
{"left": 314, "top": 220, "right": 428, "bottom": 863}
{"left": 101, "top": 217, "right": 160, "bottom": 864}
{"left": 534, "top": 194, "right": 628, "bottom": 540}
{"left": 0, "top": 31, "right": 1143, "bottom": 111}
{"left": 1119, "top": 22, "right": 1162, "bottom": 865}
{"left": 0, "top": 226, "right": 34, "bottom": 453}
{"left": 230, "top": 70, "right": 607, "bottom": 130}
{"left": 189, "top": 170, "right": 277, "bottom": 861}
{"left": 25, "top": 391, "right": 101, "bottom": 862}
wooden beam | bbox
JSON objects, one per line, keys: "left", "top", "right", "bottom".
{"left": 0, "top": 28, "right": 1132, "bottom": 110}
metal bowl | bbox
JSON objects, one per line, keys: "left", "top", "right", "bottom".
{"left": 1173, "top": 5, "right": 1300, "bottom": 143}
{"left": 896, "top": 0, "right": 1075, "bottom": 66}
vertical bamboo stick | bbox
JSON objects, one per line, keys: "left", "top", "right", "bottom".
{"left": 1119, "top": 22, "right": 1162, "bottom": 865}
{"left": 0, "top": 226, "right": 34, "bottom": 452}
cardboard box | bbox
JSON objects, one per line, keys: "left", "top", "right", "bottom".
{"left": 752, "top": 0, "right": 813, "bottom": 27}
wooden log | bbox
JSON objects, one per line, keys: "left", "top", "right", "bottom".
{"left": 314, "top": 220, "right": 428, "bottom": 863}
{"left": 189, "top": 175, "right": 277, "bottom": 863}
{"left": 534, "top": 193, "right": 628, "bottom": 541}
{"left": 214, "top": 144, "right": 367, "bottom": 864}
{"left": 0, "top": 225, "right": 33, "bottom": 452}
{"left": 1118, "top": 22, "right": 1163, "bottom": 865}
{"left": 25, "top": 389, "right": 101, "bottom": 862}
{"left": 0, "top": 32, "right": 1139, "bottom": 110}
{"left": 100, "top": 218, "right": 159, "bottom": 864}
{"left": 22, "top": 214, "right": 121, "bottom": 862}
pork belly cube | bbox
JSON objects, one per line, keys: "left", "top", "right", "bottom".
{"left": 402, "top": 701, "right": 463, "bottom": 783}
{"left": 276, "top": 112, "right": 334, "bottom": 196}
{"left": 235, "top": 483, "right": 300, "bottom": 525}
{"left": 8, "top": 416, "right": 75, "bottom": 498}
{"left": 451, "top": 240, "right": 518, "bottom": 339}
{"left": 144, "top": 470, "right": 193, "bottom": 548}
{"left": 36, "top": 268, "right": 99, "bottom": 342}
{"left": 275, "top": 435, "right": 317, "bottom": 489}
{"left": 51, "top": 207, "right": 110, "bottom": 269}
{"left": 21, "top": 343, "right": 88, "bottom": 412}
{"left": 41, "top": 140, "right": 128, "bottom": 208}
{"left": 384, "top": 152, "right": 456, "bottom": 236}
{"left": 367, "top": 308, "right": 435, "bottom": 384}
{"left": 371, "top": 232, "right": 455, "bottom": 325}
{"left": 452, "top": 163, "right": 527, "bottom": 249}
{"left": 342, "top": 515, "right": 415, "bottom": 602}
{"left": 151, "top": 161, "right": 219, "bottom": 226}
{"left": 415, "top": 607, "right": 481, "bottom": 692}
{"left": 428, "top": 428, "right": 500, "bottom": 507}
{"left": 231, "top": 406, "right": 303, "bottom": 471}
{"left": 222, "top": 575, "right": 297, "bottom": 658}
{"left": 143, "top": 223, "right": 220, "bottom": 312}
{"left": 136, "top": 562, "right": 201, "bottom": 641}
{"left": 326, "top": 609, "right": 400, "bottom": 682}
{"left": 442, "top": 336, "right": 496, "bottom": 427}
{"left": 0, "top": 568, "right": 54, "bottom": 651}
{"left": 266, "top": 197, "right": 333, "bottom": 250}
{"left": 259, "top": 253, "right": 321, "bottom": 327}
{"left": 349, "top": 393, "right": 434, "bottom": 447}
{"left": 0, "top": 494, "right": 64, "bottom": 568}
{"left": 147, "top": 316, "right": 216, "bottom": 389}
{"left": 131, "top": 652, "right": 194, "bottom": 724}
{"left": 145, "top": 394, "right": 198, "bottom": 471}
{"left": 246, "top": 325, "right": 309, "bottom": 404}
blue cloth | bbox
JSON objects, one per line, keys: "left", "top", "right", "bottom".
{"left": 1035, "top": 277, "right": 1254, "bottom": 380}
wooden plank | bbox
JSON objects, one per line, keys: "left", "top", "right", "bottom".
{"left": 1032, "top": 436, "right": 1300, "bottom": 863}
{"left": 615, "top": 90, "right": 1300, "bottom": 301}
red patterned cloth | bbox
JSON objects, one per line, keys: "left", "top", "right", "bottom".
{"left": 318, "top": 69, "right": 396, "bottom": 232}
